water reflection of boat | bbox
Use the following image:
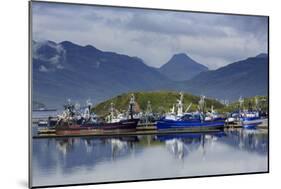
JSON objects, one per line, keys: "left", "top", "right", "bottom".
{"left": 157, "top": 94, "right": 225, "bottom": 130}
{"left": 107, "top": 137, "right": 139, "bottom": 159}
{"left": 156, "top": 133, "right": 201, "bottom": 141}
{"left": 156, "top": 132, "right": 226, "bottom": 159}
{"left": 53, "top": 136, "right": 138, "bottom": 159}
{"left": 165, "top": 139, "right": 185, "bottom": 159}
{"left": 223, "top": 129, "right": 268, "bottom": 154}
{"left": 32, "top": 129, "right": 267, "bottom": 181}
{"left": 110, "top": 139, "right": 128, "bottom": 153}
{"left": 56, "top": 138, "right": 75, "bottom": 156}
{"left": 156, "top": 132, "right": 226, "bottom": 141}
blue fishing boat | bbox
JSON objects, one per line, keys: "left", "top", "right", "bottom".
{"left": 240, "top": 112, "right": 263, "bottom": 129}
{"left": 156, "top": 93, "right": 225, "bottom": 130}
{"left": 157, "top": 114, "right": 225, "bottom": 130}
{"left": 226, "top": 97, "right": 264, "bottom": 129}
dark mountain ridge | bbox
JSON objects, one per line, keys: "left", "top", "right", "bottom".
{"left": 183, "top": 53, "right": 268, "bottom": 101}
{"left": 32, "top": 40, "right": 175, "bottom": 107}
{"left": 158, "top": 53, "right": 209, "bottom": 81}
{"left": 32, "top": 40, "right": 268, "bottom": 107}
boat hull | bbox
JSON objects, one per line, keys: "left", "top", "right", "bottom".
{"left": 156, "top": 118, "right": 225, "bottom": 130}
{"left": 55, "top": 119, "right": 139, "bottom": 135}
{"left": 241, "top": 117, "right": 263, "bottom": 129}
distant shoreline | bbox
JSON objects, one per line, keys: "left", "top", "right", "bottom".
{"left": 32, "top": 109, "right": 57, "bottom": 112}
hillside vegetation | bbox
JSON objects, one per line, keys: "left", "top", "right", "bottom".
{"left": 217, "top": 96, "right": 268, "bottom": 113}
{"left": 92, "top": 91, "right": 225, "bottom": 115}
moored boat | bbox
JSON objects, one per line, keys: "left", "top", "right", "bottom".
{"left": 37, "top": 120, "right": 48, "bottom": 127}
{"left": 55, "top": 118, "right": 139, "bottom": 135}
{"left": 226, "top": 97, "right": 264, "bottom": 129}
{"left": 157, "top": 119, "right": 225, "bottom": 130}
{"left": 156, "top": 93, "right": 225, "bottom": 130}
{"left": 240, "top": 111, "right": 263, "bottom": 129}
{"left": 42, "top": 94, "right": 140, "bottom": 135}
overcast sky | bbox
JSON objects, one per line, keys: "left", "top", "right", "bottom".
{"left": 32, "top": 2, "right": 268, "bottom": 69}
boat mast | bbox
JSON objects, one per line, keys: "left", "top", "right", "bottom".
{"left": 109, "top": 102, "right": 115, "bottom": 122}
{"left": 177, "top": 92, "right": 184, "bottom": 116}
{"left": 238, "top": 96, "right": 244, "bottom": 116}
{"left": 128, "top": 94, "right": 135, "bottom": 119}
{"left": 198, "top": 95, "right": 206, "bottom": 121}
{"left": 198, "top": 95, "right": 206, "bottom": 113}
{"left": 145, "top": 101, "right": 152, "bottom": 125}
{"left": 255, "top": 97, "right": 260, "bottom": 111}
{"left": 84, "top": 99, "right": 92, "bottom": 120}
{"left": 145, "top": 101, "right": 152, "bottom": 114}
{"left": 170, "top": 104, "right": 175, "bottom": 114}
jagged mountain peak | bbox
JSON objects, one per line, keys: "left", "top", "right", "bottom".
{"left": 158, "top": 52, "right": 208, "bottom": 81}
{"left": 59, "top": 40, "right": 79, "bottom": 47}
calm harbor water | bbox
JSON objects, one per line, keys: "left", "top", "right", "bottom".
{"left": 31, "top": 127, "right": 268, "bottom": 187}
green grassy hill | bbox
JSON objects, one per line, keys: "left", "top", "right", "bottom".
{"left": 217, "top": 96, "right": 268, "bottom": 113}
{"left": 92, "top": 91, "right": 225, "bottom": 116}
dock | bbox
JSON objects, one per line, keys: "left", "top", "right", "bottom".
{"left": 33, "top": 126, "right": 222, "bottom": 139}
{"left": 224, "top": 118, "right": 268, "bottom": 129}
{"left": 32, "top": 118, "right": 268, "bottom": 139}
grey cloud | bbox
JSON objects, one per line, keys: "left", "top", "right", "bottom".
{"left": 125, "top": 13, "right": 228, "bottom": 37}
{"left": 32, "top": 2, "right": 268, "bottom": 69}
{"left": 220, "top": 15, "right": 268, "bottom": 34}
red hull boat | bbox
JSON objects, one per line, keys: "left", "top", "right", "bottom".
{"left": 55, "top": 118, "right": 139, "bottom": 135}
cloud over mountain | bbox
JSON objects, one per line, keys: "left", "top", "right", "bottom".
{"left": 32, "top": 2, "right": 268, "bottom": 69}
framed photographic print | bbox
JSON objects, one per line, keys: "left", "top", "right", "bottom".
{"left": 29, "top": 0, "right": 269, "bottom": 188}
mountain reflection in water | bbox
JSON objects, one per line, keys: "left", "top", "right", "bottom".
{"left": 32, "top": 129, "right": 268, "bottom": 187}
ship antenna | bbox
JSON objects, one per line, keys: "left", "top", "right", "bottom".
{"left": 238, "top": 96, "right": 244, "bottom": 115}
{"left": 86, "top": 99, "right": 92, "bottom": 111}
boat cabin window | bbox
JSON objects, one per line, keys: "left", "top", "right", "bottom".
{"left": 181, "top": 114, "right": 197, "bottom": 120}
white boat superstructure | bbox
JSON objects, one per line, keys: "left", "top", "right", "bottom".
{"left": 106, "top": 93, "right": 138, "bottom": 123}
{"left": 106, "top": 102, "right": 125, "bottom": 123}
{"left": 163, "top": 92, "right": 193, "bottom": 121}
{"left": 205, "top": 105, "right": 224, "bottom": 121}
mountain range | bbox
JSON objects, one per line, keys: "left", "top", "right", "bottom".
{"left": 184, "top": 53, "right": 268, "bottom": 100}
{"left": 32, "top": 40, "right": 268, "bottom": 108}
{"left": 32, "top": 40, "right": 175, "bottom": 107}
